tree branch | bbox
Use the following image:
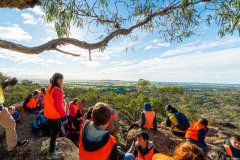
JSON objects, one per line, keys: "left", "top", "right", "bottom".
{"left": 0, "top": 0, "right": 210, "bottom": 56}
{"left": 55, "top": 48, "right": 81, "bottom": 57}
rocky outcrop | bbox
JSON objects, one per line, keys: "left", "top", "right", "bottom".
{"left": 10, "top": 137, "right": 78, "bottom": 160}
{"left": 125, "top": 122, "right": 231, "bottom": 157}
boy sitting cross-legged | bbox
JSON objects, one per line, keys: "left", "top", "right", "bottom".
{"left": 79, "top": 102, "right": 134, "bottom": 160}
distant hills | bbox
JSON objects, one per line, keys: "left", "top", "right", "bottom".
{"left": 25, "top": 79, "right": 240, "bottom": 89}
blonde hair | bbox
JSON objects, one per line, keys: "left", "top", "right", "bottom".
{"left": 173, "top": 142, "right": 205, "bottom": 160}
{"left": 8, "top": 106, "right": 15, "bottom": 111}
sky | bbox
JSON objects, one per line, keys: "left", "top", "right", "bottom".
{"left": 0, "top": 6, "right": 240, "bottom": 84}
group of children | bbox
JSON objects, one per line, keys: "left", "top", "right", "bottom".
{"left": 164, "top": 104, "right": 240, "bottom": 159}
{"left": 5, "top": 72, "right": 240, "bottom": 160}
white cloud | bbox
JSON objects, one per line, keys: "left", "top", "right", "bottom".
{"left": 152, "top": 39, "right": 158, "bottom": 43}
{"left": 145, "top": 46, "right": 153, "bottom": 50}
{"left": 95, "top": 46, "right": 240, "bottom": 83}
{"left": 0, "top": 49, "right": 65, "bottom": 66}
{"left": 110, "top": 60, "right": 133, "bottom": 65}
{"left": 21, "top": 13, "right": 38, "bottom": 25}
{"left": 157, "top": 43, "right": 170, "bottom": 47}
{"left": 27, "top": 10, "right": 55, "bottom": 34}
{"left": 145, "top": 38, "right": 170, "bottom": 50}
{"left": 0, "top": 67, "right": 52, "bottom": 79}
{"left": 2, "top": 41, "right": 239, "bottom": 83}
{"left": 0, "top": 26, "right": 32, "bottom": 41}
{"left": 28, "top": 6, "right": 45, "bottom": 16}
{"left": 45, "top": 37, "right": 53, "bottom": 41}
{"left": 144, "top": 42, "right": 170, "bottom": 50}
{"left": 44, "top": 23, "right": 55, "bottom": 33}
{"left": 160, "top": 37, "right": 240, "bottom": 58}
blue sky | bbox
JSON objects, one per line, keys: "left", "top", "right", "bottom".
{"left": 0, "top": 6, "right": 240, "bottom": 84}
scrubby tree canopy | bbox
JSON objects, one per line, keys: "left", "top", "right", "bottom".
{"left": 0, "top": 0, "right": 240, "bottom": 58}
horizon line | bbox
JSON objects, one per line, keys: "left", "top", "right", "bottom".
{"left": 20, "top": 78, "right": 240, "bottom": 85}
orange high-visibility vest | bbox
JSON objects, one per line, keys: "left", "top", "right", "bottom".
{"left": 185, "top": 122, "right": 205, "bottom": 141}
{"left": 44, "top": 86, "right": 62, "bottom": 119}
{"left": 79, "top": 122, "right": 117, "bottom": 160}
{"left": 223, "top": 144, "right": 233, "bottom": 157}
{"left": 143, "top": 111, "right": 156, "bottom": 129}
{"left": 70, "top": 103, "right": 79, "bottom": 117}
{"left": 137, "top": 146, "right": 154, "bottom": 160}
{"left": 26, "top": 97, "right": 39, "bottom": 109}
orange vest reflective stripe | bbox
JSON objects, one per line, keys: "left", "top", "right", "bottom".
{"left": 152, "top": 153, "right": 174, "bottom": 160}
{"left": 223, "top": 144, "right": 233, "bottom": 157}
{"left": 44, "top": 86, "right": 62, "bottom": 119}
{"left": 143, "top": 111, "right": 156, "bottom": 129}
{"left": 185, "top": 122, "right": 205, "bottom": 141}
{"left": 79, "top": 122, "right": 117, "bottom": 160}
{"left": 137, "top": 147, "right": 154, "bottom": 160}
{"left": 26, "top": 97, "right": 39, "bottom": 109}
{"left": 17, "top": 115, "right": 20, "bottom": 121}
{"left": 71, "top": 123, "right": 76, "bottom": 130}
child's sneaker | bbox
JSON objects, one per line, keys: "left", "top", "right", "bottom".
{"left": 45, "top": 142, "right": 61, "bottom": 153}
{"left": 46, "top": 151, "right": 63, "bottom": 160}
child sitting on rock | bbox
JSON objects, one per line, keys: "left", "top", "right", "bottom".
{"left": 128, "top": 103, "right": 157, "bottom": 131}
{"left": 220, "top": 135, "right": 240, "bottom": 158}
{"left": 128, "top": 130, "right": 158, "bottom": 160}
{"left": 8, "top": 106, "right": 20, "bottom": 123}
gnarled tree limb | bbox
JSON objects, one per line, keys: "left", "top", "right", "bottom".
{"left": 0, "top": 0, "right": 207, "bottom": 57}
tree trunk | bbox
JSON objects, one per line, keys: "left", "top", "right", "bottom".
{"left": 0, "top": 0, "right": 40, "bottom": 9}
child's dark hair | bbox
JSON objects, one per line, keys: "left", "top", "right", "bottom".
{"left": 41, "top": 88, "right": 46, "bottom": 94}
{"left": 33, "top": 90, "right": 39, "bottom": 96}
{"left": 27, "top": 94, "right": 33, "bottom": 99}
{"left": 230, "top": 135, "right": 240, "bottom": 141}
{"left": 2, "top": 77, "right": 18, "bottom": 89}
{"left": 137, "top": 130, "right": 149, "bottom": 141}
{"left": 73, "top": 98, "right": 79, "bottom": 104}
{"left": 92, "top": 102, "right": 111, "bottom": 126}
{"left": 49, "top": 73, "right": 63, "bottom": 92}
{"left": 165, "top": 104, "right": 178, "bottom": 113}
{"left": 198, "top": 118, "right": 208, "bottom": 127}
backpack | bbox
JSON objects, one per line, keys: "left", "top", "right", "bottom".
{"left": 31, "top": 113, "right": 48, "bottom": 134}
{"left": 175, "top": 112, "right": 190, "bottom": 131}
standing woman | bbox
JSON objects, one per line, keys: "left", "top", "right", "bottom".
{"left": 44, "top": 73, "right": 66, "bottom": 159}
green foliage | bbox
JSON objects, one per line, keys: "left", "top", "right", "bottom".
{"left": 40, "top": 0, "right": 240, "bottom": 43}
{"left": 1, "top": 72, "right": 239, "bottom": 135}
{"left": 136, "top": 79, "right": 158, "bottom": 97}
{"left": 159, "top": 86, "right": 184, "bottom": 105}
